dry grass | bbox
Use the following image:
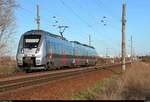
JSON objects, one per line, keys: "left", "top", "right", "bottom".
{"left": 96, "top": 62, "right": 150, "bottom": 100}
{"left": 0, "top": 56, "right": 17, "bottom": 74}
{"left": 71, "top": 78, "right": 113, "bottom": 100}
{"left": 141, "top": 56, "right": 150, "bottom": 63}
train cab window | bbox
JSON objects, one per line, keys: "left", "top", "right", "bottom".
{"left": 51, "top": 42, "right": 56, "bottom": 53}
{"left": 58, "top": 44, "right": 62, "bottom": 54}
{"left": 23, "top": 35, "right": 41, "bottom": 48}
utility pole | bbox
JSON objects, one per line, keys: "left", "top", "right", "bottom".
{"left": 36, "top": 4, "right": 40, "bottom": 30}
{"left": 121, "top": 0, "right": 126, "bottom": 71}
{"left": 89, "top": 35, "right": 91, "bottom": 46}
{"left": 130, "top": 36, "right": 133, "bottom": 63}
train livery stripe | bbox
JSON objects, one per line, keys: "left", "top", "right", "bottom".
{"left": 62, "top": 49, "right": 66, "bottom": 64}
{"left": 47, "top": 53, "right": 96, "bottom": 59}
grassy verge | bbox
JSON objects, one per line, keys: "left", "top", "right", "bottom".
{"left": 72, "top": 62, "right": 150, "bottom": 100}
{"left": 96, "top": 62, "right": 150, "bottom": 100}
{"left": 0, "top": 67, "right": 17, "bottom": 74}
{"left": 71, "top": 77, "right": 114, "bottom": 100}
{"left": 0, "top": 57, "right": 18, "bottom": 74}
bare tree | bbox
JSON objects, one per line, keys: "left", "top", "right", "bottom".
{"left": 0, "top": 0, "right": 17, "bottom": 55}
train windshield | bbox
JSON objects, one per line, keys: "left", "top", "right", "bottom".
{"left": 23, "top": 35, "right": 41, "bottom": 48}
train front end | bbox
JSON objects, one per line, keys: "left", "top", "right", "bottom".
{"left": 16, "top": 30, "right": 46, "bottom": 72}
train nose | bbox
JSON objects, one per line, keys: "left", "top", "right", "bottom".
{"left": 24, "top": 48, "right": 37, "bottom": 56}
{"left": 22, "top": 48, "right": 43, "bottom": 66}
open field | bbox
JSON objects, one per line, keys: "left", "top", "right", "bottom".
{"left": 72, "top": 62, "right": 150, "bottom": 100}
{"left": 0, "top": 57, "right": 17, "bottom": 74}
{"left": 140, "top": 56, "right": 150, "bottom": 63}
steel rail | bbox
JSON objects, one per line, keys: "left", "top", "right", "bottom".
{"left": 0, "top": 62, "right": 131, "bottom": 93}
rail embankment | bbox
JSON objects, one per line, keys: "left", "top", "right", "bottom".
{"left": 72, "top": 62, "right": 150, "bottom": 100}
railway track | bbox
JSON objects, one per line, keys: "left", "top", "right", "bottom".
{"left": 0, "top": 62, "right": 131, "bottom": 93}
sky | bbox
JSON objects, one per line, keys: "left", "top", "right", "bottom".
{"left": 12, "top": 0, "right": 150, "bottom": 57}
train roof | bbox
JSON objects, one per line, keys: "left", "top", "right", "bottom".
{"left": 24, "top": 30, "right": 68, "bottom": 41}
{"left": 24, "top": 30, "right": 95, "bottom": 49}
{"left": 70, "top": 41, "right": 95, "bottom": 49}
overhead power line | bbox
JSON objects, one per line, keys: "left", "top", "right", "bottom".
{"left": 95, "top": 0, "right": 121, "bottom": 24}
{"left": 59, "top": 0, "right": 92, "bottom": 28}
{"left": 59, "top": 0, "right": 121, "bottom": 49}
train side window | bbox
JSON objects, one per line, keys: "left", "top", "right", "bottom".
{"left": 60, "top": 44, "right": 63, "bottom": 54}
{"left": 55, "top": 43, "right": 58, "bottom": 54}
{"left": 65, "top": 46, "right": 68, "bottom": 55}
{"left": 70, "top": 47, "right": 73, "bottom": 55}
{"left": 58, "top": 44, "right": 61, "bottom": 55}
{"left": 57, "top": 44, "right": 60, "bottom": 54}
{"left": 54, "top": 43, "right": 57, "bottom": 54}
{"left": 51, "top": 42, "right": 55, "bottom": 53}
{"left": 49, "top": 42, "right": 52, "bottom": 53}
{"left": 68, "top": 46, "right": 70, "bottom": 55}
